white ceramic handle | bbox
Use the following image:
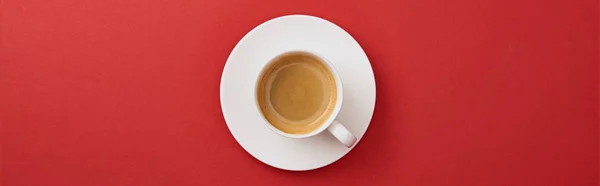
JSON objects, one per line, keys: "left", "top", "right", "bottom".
{"left": 327, "top": 120, "right": 357, "bottom": 148}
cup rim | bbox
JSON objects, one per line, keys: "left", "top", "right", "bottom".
{"left": 254, "top": 50, "right": 344, "bottom": 138}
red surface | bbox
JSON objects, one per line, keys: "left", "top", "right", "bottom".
{"left": 1, "top": 0, "right": 598, "bottom": 185}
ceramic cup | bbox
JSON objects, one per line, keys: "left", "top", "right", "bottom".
{"left": 255, "top": 50, "right": 357, "bottom": 148}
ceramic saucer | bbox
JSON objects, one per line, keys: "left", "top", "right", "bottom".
{"left": 220, "top": 15, "right": 376, "bottom": 171}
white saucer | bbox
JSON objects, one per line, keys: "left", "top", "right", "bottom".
{"left": 220, "top": 15, "right": 376, "bottom": 171}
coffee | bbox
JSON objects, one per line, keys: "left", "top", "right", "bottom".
{"left": 256, "top": 52, "right": 338, "bottom": 135}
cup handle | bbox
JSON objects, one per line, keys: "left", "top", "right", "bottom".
{"left": 327, "top": 120, "right": 357, "bottom": 148}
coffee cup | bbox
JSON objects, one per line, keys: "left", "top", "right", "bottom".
{"left": 255, "top": 50, "right": 357, "bottom": 147}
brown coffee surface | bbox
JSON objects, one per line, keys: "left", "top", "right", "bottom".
{"left": 256, "top": 52, "right": 337, "bottom": 135}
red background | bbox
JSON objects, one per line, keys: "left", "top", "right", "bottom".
{"left": 1, "top": 0, "right": 598, "bottom": 185}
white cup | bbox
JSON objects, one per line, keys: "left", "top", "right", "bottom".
{"left": 255, "top": 50, "right": 357, "bottom": 148}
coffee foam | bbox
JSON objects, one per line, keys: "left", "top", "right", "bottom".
{"left": 256, "top": 53, "right": 337, "bottom": 135}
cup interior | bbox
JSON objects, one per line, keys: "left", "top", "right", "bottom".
{"left": 255, "top": 50, "right": 344, "bottom": 138}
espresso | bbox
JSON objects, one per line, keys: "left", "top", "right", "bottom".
{"left": 256, "top": 52, "right": 337, "bottom": 135}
